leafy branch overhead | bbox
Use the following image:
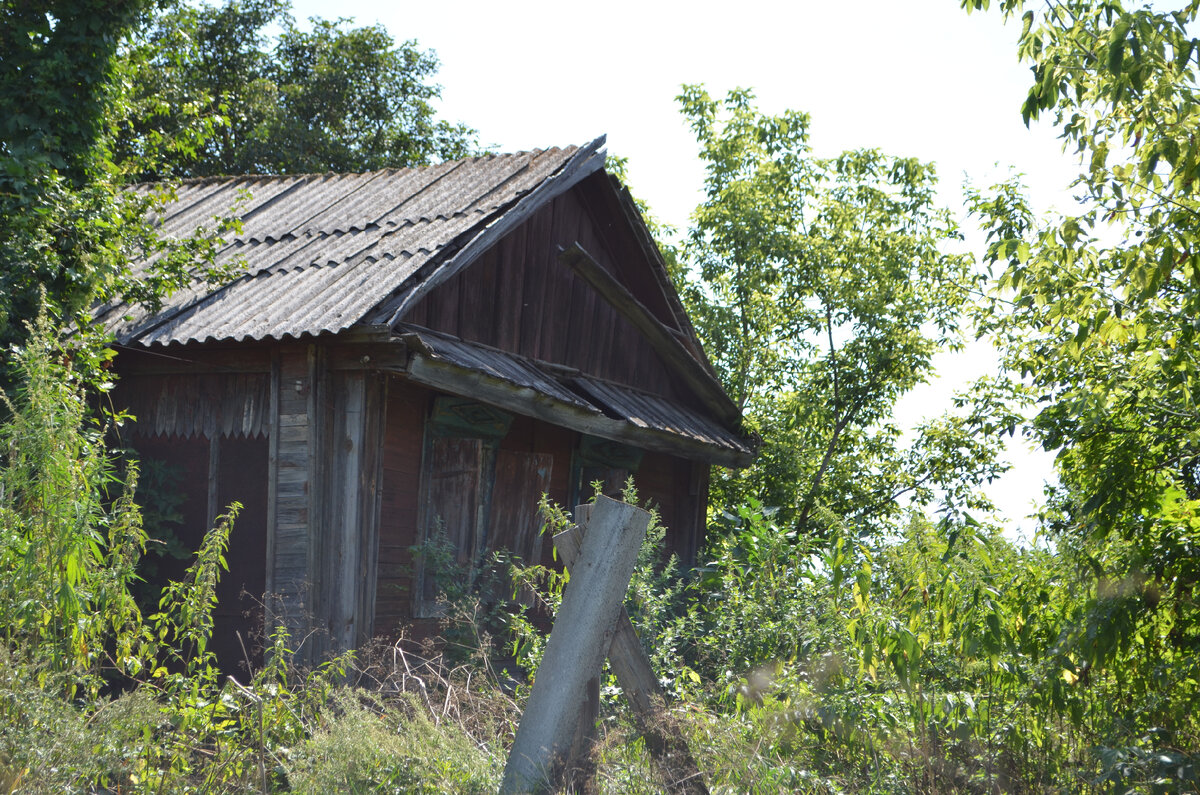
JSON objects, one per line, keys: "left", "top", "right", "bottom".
{"left": 0, "top": 0, "right": 231, "bottom": 390}
{"left": 965, "top": 0, "right": 1200, "bottom": 550}
{"left": 961, "top": 0, "right": 1200, "bottom": 767}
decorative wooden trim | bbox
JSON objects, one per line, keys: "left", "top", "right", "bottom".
{"left": 577, "top": 434, "right": 643, "bottom": 471}
{"left": 429, "top": 395, "right": 514, "bottom": 440}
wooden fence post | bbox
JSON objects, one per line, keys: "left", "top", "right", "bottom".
{"left": 500, "top": 496, "right": 650, "bottom": 794}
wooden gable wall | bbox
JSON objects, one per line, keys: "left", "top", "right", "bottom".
{"left": 403, "top": 173, "right": 694, "bottom": 405}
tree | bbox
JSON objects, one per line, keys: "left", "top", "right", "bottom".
{"left": 676, "top": 87, "right": 1009, "bottom": 536}
{"left": 115, "top": 0, "right": 477, "bottom": 179}
{"left": 963, "top": 0, "right": 1200, "bottom": 764}
{"left": 0, "top": 0, "right": 228, "bottom": 390}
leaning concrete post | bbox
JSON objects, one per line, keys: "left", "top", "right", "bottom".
{"left": 500, "top": 496, "right": 650, "bottom": 794}
{"left": 555, "top": 520, "right": 710, "bottom": 795}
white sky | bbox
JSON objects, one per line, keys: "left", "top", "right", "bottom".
{"left": 291, "top": 0, "right": 1077, "bottom": 535}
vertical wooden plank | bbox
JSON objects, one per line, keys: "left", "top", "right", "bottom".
{"left": 564, "top": 268, "right": 596, "bottom": 370}
{"left": 429, "top": 439, "right": 482, "bottom": 563}
{"left": 404, "top": 293, "right": 427, "bottom": 327}
{"left": 518, "top": 206, "right": 550, "bottom": 360}
{"left": 438, "top": 269, "right": 462, "bottom": 336}
{"left": 500, "top": 496, "right": 650, "bottom": 794}
{"left": 548, "top": 201, "right": 577, "bottom": 366}
{"left": 688, "top": 462, "right": 709, "bottom": 569}
{"left": 375, "top": 379, "right": 427, "bottom": 634}
{"left": 305, "top": 343, "right": 329, "bottom": 662}
{"left": 487, "top": 451, "right": 553, "bottom": 562}
{"left": 271, "top": 345, "right": 311, "bottom": 646}
{"left": 206, "top": 434, "right": 220, "bottom": 529}
{"left": 355, "top": 373, "right": 385, "bottom": 647}
{"left": 496, "top": 224, "right": 525, "bottom": 351}
{"left": 464, "top": 248, "right": 497, "bottom": 345}
{"left": 264, "top": 348, "right": 280, "bottom": 603}
{"left": 414, "top": 434, "right": 482, "bottom": 616}
{"left": 330, "top": 371, "right": 365, "bottom": 652}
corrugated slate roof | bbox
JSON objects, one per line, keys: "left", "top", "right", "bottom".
{"left": 98, "top": 142, "right": 603, "bottom": 345}
{"left": 569, "top": 375, "right": 753, "bottom": 456}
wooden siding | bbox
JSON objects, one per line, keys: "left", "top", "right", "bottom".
{"left": 488, "top": 450, "right": 553, "bottom": 564}
{"left": 306, "top": 362, "right": 386, "bottom": 657}
{"left": 497, "top": 414, "right": 574, "bottom": 566}
{"left": 404, "top": 182, "right": 686, "bottom": 402}
{"left": 270, "top": 345, "right": 311, "bottom": 636}
{"left": 374, "top": 379, "right": 429, "bottom": 635}
{"left": 116, "top": 371, "right": 270, "bottom": 440}
{"left": 631, "top": 451, "right": 706, "bottom": 568}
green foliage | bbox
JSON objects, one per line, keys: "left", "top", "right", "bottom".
{"left": 0, "top": 318, "right": 457, "bottom": 793}
{"left": 676, "top": 86, "right": 1005, "bottom": 536}
{"left": 0, "top": 309, "right": 150, "bottom": 689}
{"left": 284, "top": 689, "right": 500, "bottom": 794}
{"left": 116, "top": 0, "right": 478, "bottom": 179}
{"left": 0, "top": 0, "right": 234, "bottom": 391}
{"left": 957, "top": 1, "right": 1200, "bottom": 780}
{"left": 623, "top": 503, "right": 1199, "bottom": 792}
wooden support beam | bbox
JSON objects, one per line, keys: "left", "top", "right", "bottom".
{"left": 556, "top": 510, "right": 711, "bottom": 795}
{"left": 500, "top": 497, "right": 650, "bottom": 794}
{"left": 558, "top": 243, "right": 740, "bottom": 427}
{"left": 404, "top": 353, "right": 754, "bottom": 468}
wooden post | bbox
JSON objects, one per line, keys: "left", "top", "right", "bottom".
{"left": 500, "top": 496, "right": 650, "bottom": 794}
{"left": 556, "top": 516, "right": 711, "bottom": 795}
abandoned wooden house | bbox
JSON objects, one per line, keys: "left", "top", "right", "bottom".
{"left": 100, "top": 137, "right": 757, "bottom": 667}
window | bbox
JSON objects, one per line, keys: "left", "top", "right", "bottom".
{"left": 568, "top": 435, "right": 643, "bottom": 509}
{"left": 414, "top": 397, "right": 553, "bottom": 616}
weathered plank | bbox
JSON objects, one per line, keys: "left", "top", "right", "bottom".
{"left": 500, "top": 496, "right": 649, "bottom": 794}
{"left": 487, "top": 450, "right": 553, "bottom": 562}
{"left": 405, "top": 355, "right": 753, "bottom": 468}
{"left": 374, "top": 378, "right": 427, "bottom": 631}
{"left": 355, "top": 373, "right": 385, "bottom": 647}
{"left": 264, "top": 350, "right": 281, "bottom": 601}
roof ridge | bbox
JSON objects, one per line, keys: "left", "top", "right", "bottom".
{"left": 131, "top": 147, "right": 571, "bottom": 189}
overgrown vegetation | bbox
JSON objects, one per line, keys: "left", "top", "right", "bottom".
{"left": 3, "top": 0, "right": 1200, "bottom": 791}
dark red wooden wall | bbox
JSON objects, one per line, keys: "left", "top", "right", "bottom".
{"left": 374, "top": 378, "right": 427, "bottom": 636}
{"left": 403, "top": 176, "right": 690, "bottom": 404}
